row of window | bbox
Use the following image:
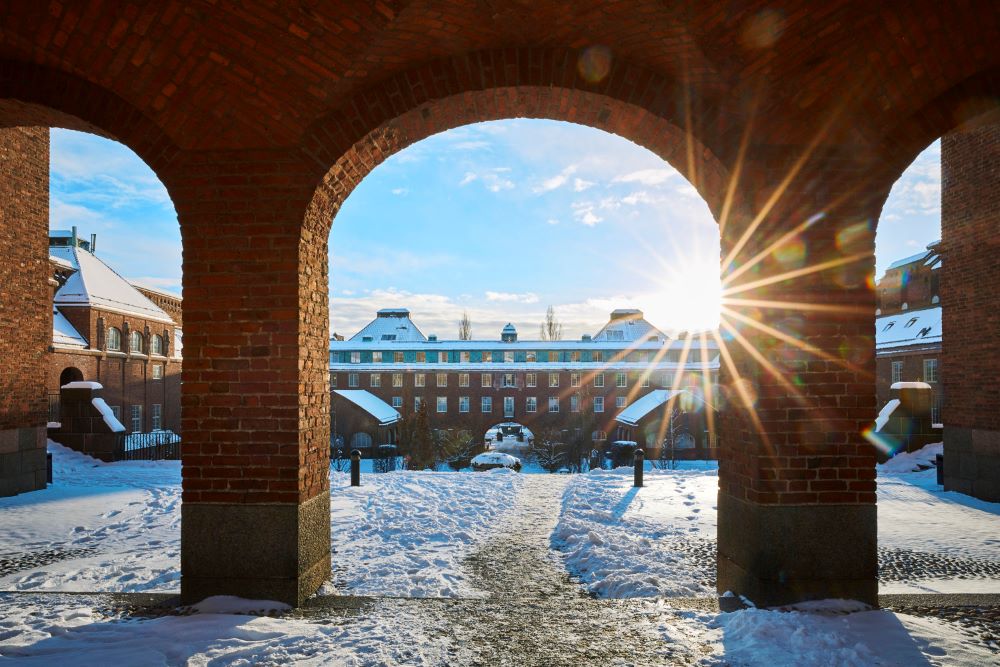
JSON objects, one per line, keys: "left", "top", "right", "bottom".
{"left": 387, "top": 394, "right": 623, "bottom": 415}
{"left": 339, "top": 371, "right": 646, "bottom": 389}
{"left": 889, "top": 358, "right": 938, "bottom": 384}
{"left": 334, "top": 349, "right": 672, "bottom": 364}
{"left": 106, "top": 327, "right": 166, "bottom": 356}
{"left": 108, "top": 403, "right": 162, "bottom": 431}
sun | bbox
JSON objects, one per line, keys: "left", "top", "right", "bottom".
{"left": 642, "top": 256, "right": 722, "bottom": 334}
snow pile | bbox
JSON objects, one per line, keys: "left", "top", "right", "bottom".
{"left": 325, "top": 468, "right": 523, "bottom": 597}
{"left": 0, "top": 593, "right": 455, "bottom": 666}
{"left": 891, "top": 381, "right": 932, "bottom": 390}
{"left": 62, "top": 381, "right": 103, "bottom": 390}
{"left": 878, "top": 442, "right": 943, "bottom": 473}
{"left": 552, "top": 463, "right": 718, "bottom": 598}
{"left": 91, "top": 398, "right": 125, "bottom": 432}
{"left": 873, "top": 398, "right": 900, "bottom": 431}
{"left": 471, "top": 452, "right": 520, "bottom": 467}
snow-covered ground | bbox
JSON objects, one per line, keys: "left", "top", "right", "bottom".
{"left": 323, "top": 467, "right": 522, "bottom": 597}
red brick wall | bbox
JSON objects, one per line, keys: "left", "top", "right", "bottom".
{"left": 875, "top": 350, "right": 942, "bottom": 418}
{"left": 0, "top": 127, "right": 50, "bottom": 496}
{"left": 941, "top": 123, "right": 1000, "bottom": 431}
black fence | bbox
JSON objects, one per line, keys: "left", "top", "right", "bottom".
{"left": 119, "top": 431, "right": 181, "bottom": 461}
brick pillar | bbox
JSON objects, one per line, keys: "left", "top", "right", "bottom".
{"left": 176, "top": 151, "right": 330, "bottom": 605}
{"left": 716, "top": 158, "right": 879, "bottom": 606}
{"left": 941, "top": 122, "right": 1000, "bottom": 502}
{"left": 0, "top": 127, "right": 50, "bottom": 497}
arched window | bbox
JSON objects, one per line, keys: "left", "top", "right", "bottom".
{"left": 150, "top": 334, "right": 164, "bottom": 356}
{"left": 130, "top": 330, "right": 144, "bottom": 353}
{"left": 106, "top": 327, "right": 122, "bottom": 352}
{"left": 350, "top": 432, "right": 373, "bottom": 449}
{"left": 591, "top": 430, "right": 607, "bottom": 443}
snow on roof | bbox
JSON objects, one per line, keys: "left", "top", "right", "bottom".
{"left": 886, "top": 250, "right": 931, "bottom": 271}
{"left": 92, "top": 397, "right": 125, "bottom": 432}
{"left": 891, "top": 381, "right": 932, "bottom": 390}
{"left": 52, "top": 307, "right": 88, "bottom": 348}
{"left": 502, "top": 323, "right": 516, "bottom": 333}
{"left": 62, "top": 381, "right": 104, "bottom": 390}
{"left": 876, "top": 306, "right": 941, "bottom": 350}
{"left": 615, "top": 389, "right": 702, "bottom": 426}
{"left": 350, "top": 309, "right": 426, "bottom": 343}
{"left": 333, "top": 390, "right": 401, "bottom": 425}
{"left": 593, "top": 310, "right": 668, "bottom": 343}
{"left": 49, "top": 254, "right": 74, "bottom": 270}
{"left": 472, "top": 452, "right": 521, "bottom": 466}
{"left": 50, "top": 245, "right": 174, "bottom": 324}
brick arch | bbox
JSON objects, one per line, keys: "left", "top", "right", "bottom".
{"left": 300, "top": 48, "right": 732, "bottom": 239}
{"left": 0, "top": 59, "right": 180, "bottom": 180}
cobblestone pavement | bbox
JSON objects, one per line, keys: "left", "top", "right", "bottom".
{"left": 879, "top": 594, "right": 1000, "bottom": 655}
{"left": 0, "top": 546, "right": 97, "bottom": 578}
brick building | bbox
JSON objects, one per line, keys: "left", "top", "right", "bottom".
{"left": 330, "top": 308, "right": 719, "bottom": 455}
{"left": 874, "top": 243, "right": 942, "bottom": 423}
{"left": 47, "top": 229, "right": 182, "bottom": 437}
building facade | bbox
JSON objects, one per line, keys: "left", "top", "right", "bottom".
{"left": 47, "top": 229, "right": 182, "bottom": 436}
{"left": 330, "top": 308, "right": 719, "bottom": 452}
{"left": 875, "top": 242, "right": 942, "bottom": 423}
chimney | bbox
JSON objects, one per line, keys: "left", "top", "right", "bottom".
{"left": 90, "top": 233, "right": 97, "bottom": 252}
{"left": 71, "top": 226, "right": 78, "bottom": 248}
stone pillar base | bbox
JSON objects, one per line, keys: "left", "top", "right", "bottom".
{"left": 0, "top": 426, "right": 48, "bottom": 497}
{"left": 717, "top": 492, "right": 877, "bottom": 607}
{"left": 181, "top": 491, "right": 330, "bottom": 606}
{"left": 944, "top": 426, "right": 1000, "bottom": 502}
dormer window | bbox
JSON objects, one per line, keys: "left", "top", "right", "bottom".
{"left": 904, "top": 318, "right": 918, "bottom": 328}
{"left": 882, "top": 322, "right": 895, "bottom": 332}
{"left": 918, "top": 327, "right": 932, "bottom": 338}
{"left": 107, "top": 327, "right": 122, "bottom": 352}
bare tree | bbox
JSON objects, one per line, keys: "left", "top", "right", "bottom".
{"left": 539, "top": 305, "right": 563, "bottom": 341}
{"left": 532, "top": 428, "right": 565, "bottom": 473}
{"left": 459, "top": 310, "right": 472, "bottom": 340}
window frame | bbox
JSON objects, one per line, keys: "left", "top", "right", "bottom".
{"left": 436, "top": 396, "right": 447, "bottom": 413}
{"left": 615, "top": 371, "right": 627, "bottom": 388}
{"left": 106, "top": 327, "right": 122, "bottom": 352}
{"left": 370, "top": 373, "right": 381, "bottom": 388}
{"left": 415, "top": 373, "right": 426, "bottom": 388}
{"left": 459, "top": 396, "right": 470, "bottom": 413}
{"left": 593, "top": 396, "right": 604, "bottom": 413}
{"left": 481, "top": 373, "right": 492, "bottom": 388}
{"left": 549, "top": 372, "right": 559, "bottom": 388}
{"left": 548, "top": 396, "right": 560, "bottom": 413}
{"left": 594, "top": 373, "right": 605, "bottom": 388}
{"left": 348, "top": 372, "right": 359, "bottom": 388}
{"left": 481, "top": 396, "right": 492, "bottom": 413}
{"left": 923, "top": 358, "right": 939, "bottom": 383}
{"left": 526, "top": 396, "right": 537, "bottom": 413}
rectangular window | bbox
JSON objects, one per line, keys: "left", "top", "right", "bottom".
{"left": 923, "top": 358, "right": 939, "bottom": 383}
{"left": 526, "top": 396, "right": 537, "bottom": 413}
{"left": 437, "top": 396, "right": 447, "bottom": 413}
{"left": 350, "top": 351, "right": 360, "bottom": 364}
{"left": 526, "top": 373, "right": 536, "bottom": 387}
{"left": 931, "top": 392, "right": 943, "bottom": 424}
{"left": 891, "top": 360, "right": 903, "bottom": 384}
{"left": 571, "top": 372, "right": 580, "bottom": 387}
{"left": 348, "top": 372, "right": 359, "bottom": 387}
{"left": 415, "top": 373, "right": 425, "bottom": 387}
{"left": 437, "top": 373, "right": 447, "bottom": 387}
{"left": 482, "top": 373, "right": 492, "bottom": 388}
{"left": 616, "top": 396, "right": 627, "bottom": 408}
{"left": 549, "top": 372, "right": 559, "bottom": 388}
{"left": 370, "top": 373, "right": 381, "bottom": 388}
{"left": 571, "top": 350, "right": 581, "bottom": 362}
{"left": 593, "top": 396, "right": 604, "bottom": 413}
{"left": 416, "top": 351, "right": 426, "bottom": 363}
{"left": 616, "top": 372, "right": 627, "bottom": 388}
{"left": 482, "top": 396, "right": 492, "bottom": 413}
{"left": 594, "top": 373, "right": 605, "bottom": 388}
{"left": 152, "top": 404, "right": 162, "bottom": 430}
{"left": 504, "top": 396, "right": 515, "bottom": 418}
{"left": 504, "top": 350, "right": 514, "bottom": 363}
{"left": 373, "top": 351, "right": 382, "bottom": 363}
{"left": 459, "top": 396, "right": 470, "bottom": 413}
{"left": 459, "top": 373, "right": 470, "bottom": 387}
{"left": 331, "top": 373, "right": 338, "bottom": 387}
{"left": 392, "top": 373, "right": 403, "bottom": 388}
{"left": 526, "top": 350, "right": 536, "bottom": 362}
{"left": 152, "top": 364, "right": 163, "bottom": 380}
{"left": 662, "top": 372, "right": 671, "bottom": 387}
{"left": 460, "top": 351, "right": 470, "bottom": 362}
{"left": 111, "top": 405, "right": 122, "bottom": 421}
{"left": 571, "top": 394, "right": 580, "bottom": 413}
{"left": 394, "top": 351, "right": 404, "bottom": 363}
{"left": 502, "top": 373, "right": 516, "bottom": 388}
{"left": 392, "top": 396, "right": 402, "bottom": 409}
{"left": 548, "top": 396, "right": 560, "bottom": 413}
{"left": 642, "top": 375, "right": 650, "bottom": 388}
{"left": 131, "top": 405, "right": 142, "bottom": 432}
{"left": 415, "top": 397, "right": 423, "bottom": 411}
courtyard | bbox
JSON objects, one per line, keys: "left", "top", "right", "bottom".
{"left": 0, "top": 442, "right": 997, "bottom": 664}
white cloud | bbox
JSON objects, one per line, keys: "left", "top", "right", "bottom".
{"left": 573, "top": 178, "right": 595, "bottom": 192}
{"left": 451, "top": 140, "right": 491, "bottom": 151}
{"left": 391, "top": 187, "right": 408, "bottom": 196}
{"left": 485, "top": 291, "right": 540, "bottom": 304}
{"left": 459, "top": 172, "right": 477, "bottom": 186}
{"left": 459, "top": 168, "right": 514, "bottom": 192}
{"left": 546, "top": 218, "right": 560, "bottom": 225}
{"left": 612, "top": 167, "right": 678, "bottom": 186}
{"left": 534, "top": 165, "right": 577, "bottom": 193}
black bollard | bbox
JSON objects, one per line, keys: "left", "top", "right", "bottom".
{"left": 350, "top": 449, "right": 361, "bottom": 487}
{"left": 634, "top": 448, "right": 644, "bottom": 487}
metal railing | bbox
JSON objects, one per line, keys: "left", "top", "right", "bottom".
{"left": 119, "top": 430, "right": 181, "bottom": 461}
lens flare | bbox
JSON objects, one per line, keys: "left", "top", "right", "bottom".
{"left": 577, "top": 45, "right": 612, "bottom": 84}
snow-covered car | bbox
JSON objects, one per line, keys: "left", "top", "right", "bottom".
{"left": 471, "top": 451, "right": 522, "bottom": 472}
{"left": 556, "top": 467, "right": 571, "bottom": 474}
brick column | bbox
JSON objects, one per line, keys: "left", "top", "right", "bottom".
{"left": 0, "top": 127, "right": 50, "bottom": 497}
{"left": 176, "top": 151, "right": 330, "bottom": 605}
{"left": 716, "top": 157, "right": 880, "bottom": 606}
{"left": 941, "top": 122, "right": 1000, "bottom": 502}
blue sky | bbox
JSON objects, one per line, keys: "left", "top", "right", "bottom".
{"left": 50, "top": 124, "right": 941, "bottom": 339}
